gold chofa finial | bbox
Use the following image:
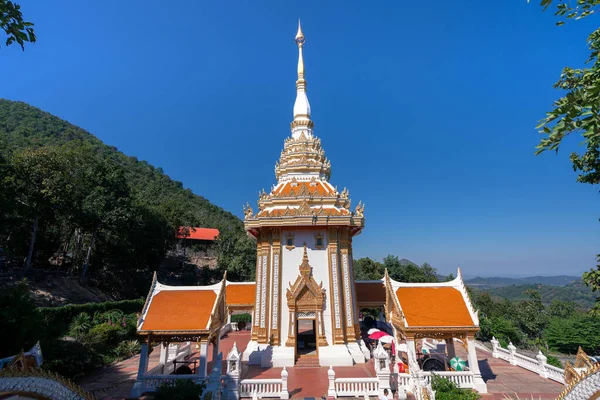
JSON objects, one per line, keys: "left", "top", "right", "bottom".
{"left": 295, "top": 19, "right": 305, "bottom": 46}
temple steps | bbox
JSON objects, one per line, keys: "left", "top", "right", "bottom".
{"left": 295, "top": 354, "right": 320, "bottom": 368}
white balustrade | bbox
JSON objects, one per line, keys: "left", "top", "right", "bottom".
{"left": 239, "top": 368, "right": 289, "bottom": 399}
{"left": 137, "top": 374, "right": 206, "bottom": 392}
{"left": 422, "top": 371, "right": 475, "bottom": 389}
{"left": 334, "top": 377, "right": 379, "bottom": 397}
{"left": 488, "top": 337, "right": 565, "bottom": 384}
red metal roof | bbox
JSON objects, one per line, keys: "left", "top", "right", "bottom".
{"left": 176, "top": 227, "right": 220, "bottom": 241}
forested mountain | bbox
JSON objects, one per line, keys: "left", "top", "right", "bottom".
{"left": 473, "top": 280, "right": 596, "bottom": 308}
{"left": 0, "top": 99, "right": 255, "bottom": 298}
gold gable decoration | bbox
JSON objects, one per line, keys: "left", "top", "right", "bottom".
{"left": 286, "top": 245, "right": 325, "bottom": 311}
{"left": 574, "top": 346, "right": 594, "bottom": 369}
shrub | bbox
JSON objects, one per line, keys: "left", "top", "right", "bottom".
{"left": 39, "top": 298, "right": 144, "bottom": 339}
{"left": 231, "top": 313, "right": 251, "bottom": 323}
{"left": 431, "top": 375, "right": 481, "bottom": 400}
{"left": 113, "top": 340, "right": 141, "bottom": 359}
{"left": 42, "top": 339, "right": 104, "bottom": 380}
{"left": 69, "top": 312, "right": 92, "bottom": 339}
{"left": 0, "top": 281, "right": 45, "bottom": 358}
{"left": 546, "top": 354, "right": 562, "bottom": 368}
{"left": 154, "top": 379, "right": 205, "bottom": 400}
{"left": 86, "top": 322, "right": 128, "bottom": 347}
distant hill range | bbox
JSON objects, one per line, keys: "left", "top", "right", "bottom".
{"left": 464, "top": 275, "right": 580, "bottom": 288}
{"left": 465, "top": 276, "right": 596, "bottom": 309}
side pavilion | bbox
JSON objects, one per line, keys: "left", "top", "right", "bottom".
{"left": 384, "top": 268, "right": 487, "bottom": 393}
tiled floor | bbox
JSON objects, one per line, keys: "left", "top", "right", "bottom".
{"left": 78, "top": 331, "right": 565, "bottom": 399}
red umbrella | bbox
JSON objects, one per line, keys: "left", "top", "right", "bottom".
{"left": 368, "top": 331, "right": 389, "bottom": 340}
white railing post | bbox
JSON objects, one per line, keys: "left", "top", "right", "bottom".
{"left": 536, "top": 351, "right": 549, "bottom": 379}
{"left": 507, "top": 342, "right": 517, "bottom": 366}
{"left": 490, "top": 337, "right": 499, "bottom": 358}
{"left": 328, "top": 366, "right": 337, "bottom": 398}
{"left": 280, "top": 367, "right": 289, "bottom": 399}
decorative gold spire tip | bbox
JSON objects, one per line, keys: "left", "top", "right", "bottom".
{"left": 295, "top": 19, "right": 305, "bottom": 46}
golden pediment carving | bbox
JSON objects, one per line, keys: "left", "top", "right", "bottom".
{"left": 286, "top": 245, "right": 326, "bottom": 311}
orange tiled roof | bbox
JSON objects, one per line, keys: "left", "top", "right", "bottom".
{"left": 396, "top": 287, "right": 474, "bottom": 328}
{"left": 355, "top": 282, "right": 385, "bottom": 304}
{"left": 176, "top": 227, "right": 219, "bottom": 241}
{"left": 275, "top": 181, "right": 332, "bottom": 196}
{"left": 141, "top": 290, "right": 217, "bottom": 332}
{"left": 226, "top": 284, "right": 256, "bottom": 306}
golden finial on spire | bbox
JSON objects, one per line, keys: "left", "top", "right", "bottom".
{"left": 295, "top": 19, "right": 305, "bottom": 47}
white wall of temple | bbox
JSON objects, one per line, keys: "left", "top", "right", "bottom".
{"left": 277, "top": 229, "right": 332, "bottom": 345}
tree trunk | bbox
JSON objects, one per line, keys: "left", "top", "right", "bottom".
{"left": 25, "top": 216, "right": 39, "bottom": 274}
{"left": 81, "top": 230, "right": 97, "bottom": 280}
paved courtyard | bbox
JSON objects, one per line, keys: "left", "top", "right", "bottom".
{"left": 79, "top": 331, "right": 565, "bottom": 399}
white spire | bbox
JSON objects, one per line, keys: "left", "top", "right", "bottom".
{"left": 292, "top": 20, "right": 313, "bottom": 139}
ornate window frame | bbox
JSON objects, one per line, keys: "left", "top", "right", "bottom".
{"left": 285, "top": 234, "right": 295, "bottom": 250}
{"left": 314, "top": 233, "right": 324, "bottom": 249}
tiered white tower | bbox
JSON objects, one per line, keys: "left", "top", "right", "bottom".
{"left": 242, "top": 22, "right": 367, "bottom": 367}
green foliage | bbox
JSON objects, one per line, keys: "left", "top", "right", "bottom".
{"left": 231, "top": 313, "right": 252, "bottom": 323}
{"left": 0, "top": 99, "right": 254, "bottom": 297}
{"left": 42, "top": 339, "right": 104, "bottom": 380}
{"left": 516, "top": 290, "right": 548, "bottom": 340}
{"left": 39, "top": 298, "right": 143, "bottom": 339}
{"left": 431, "top": 375, "right": 480, "bottom": 400}
{"left": 154, "top": 379, "right": 205, "bottom": 400}
{"left": 113, "top": 339, "right": 141, "bottom": 359}
{"left": 85, "top": 323, "right": 127, "bottom": 347}
{"left": 68, "top": 312, "right": 92, "bottom": 340}
{"left": 545, "top": 315, "right": 600, "bottom": 354}
{"left": 0, "top": 0, "right": 35, "bottom": 50}
{"left": 548, "top": 299, "right": 577, "bottom": 318}
{"left": 546, "top": 354, "right": 563, "bottom": 368}
{"left": 0, "top": 281, "right": 43, "bottom": 358}
{"left": 353, "top": 257, "right": 384, "bottom": 280}
{"left": 215, "top": 228, "right": 256, "bottom": 281}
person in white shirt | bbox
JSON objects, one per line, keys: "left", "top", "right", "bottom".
{"left": 379, "top": 388, "right": 389, "bottom": 400}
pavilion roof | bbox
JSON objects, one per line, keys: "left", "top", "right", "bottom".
{"left": 386, "top": 269, "right": 479, "bottom": 332}
{"left": 137, "top": 272, "right": 226, "bottom": 338}
{"left": 176, "top": 227, "right": 220, "bottom": 241}
{"left": 225, "top": 282, "right": 256, "bottom": 307}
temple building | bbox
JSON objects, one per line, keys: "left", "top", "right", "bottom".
{"left": 241, "top": 21, "right": 367, "bottom": 368}
{"left": 132, "top": 21, "right": 499, "bottom": 397}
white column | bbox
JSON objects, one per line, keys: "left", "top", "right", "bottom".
{"left": 280, "top": 367, "right": 289, "bottom": 399}
{"left": 466, "top": 337, "right": 487, "bottom": 393}
{"left": 446, "top": 338, "right": 456, "bottom": 359}
{"left": 130, "top": 342, "right": 150, "bottom": 397}
{"left": 198, "top": 340, "right": 209, "bottom": 378}
{"left": 327, "top": 366, "right": 337, "bottom": 398}
{"left": 536, "top": 351, "right": 549, "bottom": 379}
{"left": 227, "top": 310, "right": 232, "bottom": 324}
{"left": 212, "top": 336, "right": 221, "bottom": 371}
{"left": 159, "top": 342, "right": 168, "bottom": 374}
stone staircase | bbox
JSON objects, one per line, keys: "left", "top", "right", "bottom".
{"left": 295, "top": 354, "right": 320, "bottom": 368}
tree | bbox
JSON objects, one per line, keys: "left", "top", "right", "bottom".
{"left": 8, "top": 147, "right": 72, "bottom": 273}
{"left": 0, "top": 281, "right": 43, "bottom": 357}
{"left": 0, "top": 0, "right": 35, "bottom": 50}
{"left": 383, "top": 255, "right": 439, "bottom": 282}
{"left": 516, "top": 290, "right": 549, "bottom": 341}
{"left": 548, "top": 299, "right": 577, "bottom": 318}
{"left": 353, "top": 257, "right": 384, "bottom": 280}
{"left": 533, "top": 0, "right": 600, "bottom": 309}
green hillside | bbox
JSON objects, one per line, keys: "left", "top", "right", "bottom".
{"left": 465, "top": 275, "right": 580, "bottom": 288}
{"left": 0, "top": 99, "right": 255, "bottom": 298}
{"left": 471, "top": 280, "right": 596, "bottom": 308}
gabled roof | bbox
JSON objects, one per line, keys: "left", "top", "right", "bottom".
{"left": 225, "top": 282, "right": 256, "bottom": 307}
{"left": 386, "top": 269, "right": 479, "bottom": 331}
{"left": 137, "top": 273, "right": 226, "bottom": 336}
{"left": 176, "top": 227, "right": 220, "bottom": 241}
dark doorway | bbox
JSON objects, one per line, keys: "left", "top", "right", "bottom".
{"left": 296, "top": 319, "right": 317, "bottom": 355}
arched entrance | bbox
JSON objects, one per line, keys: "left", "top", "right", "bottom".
{"left": 285, "top": 246, "right": 327, "bottom": 364}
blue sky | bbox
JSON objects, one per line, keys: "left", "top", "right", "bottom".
{"left": 3, "top": 0, "right": 599, "bottom": 277}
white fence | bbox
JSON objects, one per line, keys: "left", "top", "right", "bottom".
{"left": 238, "top": 367, "right": 289, "bottom": 399}
{"left": 490, "top": 337, "right": 565, "bottom": 384}
{"left": 334, "top": 377, "right": 379, "bottom": 397}
{"left": 422, "top": 371, "right": 475, "bottom": 389}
